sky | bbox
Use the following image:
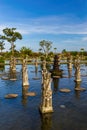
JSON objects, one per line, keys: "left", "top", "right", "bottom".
{"left": 0, "top": 0, "right": 87, "bottom": 52}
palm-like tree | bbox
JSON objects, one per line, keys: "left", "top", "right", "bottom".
{"left": 0, "top": 28, "right": 22, "bottom": 56}
{"left": 80, "top": 48, "right": 84, "bottom": 59}
{"left": 20, "top": 46, "right": 32, "bottom": 58}
{"left": 54, "top": 47, "right": 57, "bottom": 54}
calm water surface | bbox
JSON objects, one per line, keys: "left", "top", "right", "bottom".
{"left": 0, "top": 64, "right": 87, "bottom": 130}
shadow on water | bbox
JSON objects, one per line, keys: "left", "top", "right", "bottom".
{"left": 52, "top": 78, "right": 60, "bottom": 92}
{"left": 0, "top": 65, "right": 5, "bottom": 72}
{"left": 68, "top": 69, "right": 72, "bottom": 78}
{"left": 40, "top": 113, "right": 52, "bottom": 130}
{"left": 35, "top": 66, "right": 38, "bottom": 77}
{"left": 22, "top": 86, "right": 29, "bottom": 106}
{"left": 74, "top": 81, "right": 86, "bottom": 99}
{"left": 74, "top": 82, "right": 81, "bottom": 99}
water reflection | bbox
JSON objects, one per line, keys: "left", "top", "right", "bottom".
{"left": 41, "top": 113, "right": 52, "bottom": 130}
{"left": 35, "top": 66, "right": 38, "bottom": 77}
{"left": 9, "top": 70, "right": 17, "bottom": 80}
{"left": 53, "top": 78, "right": 59, "bottom": 92}
{"left": 0, "top": 64, "right": 87, "bottom": 130}
{"left": 22, "top": 86, "right": 29, "bottom": 105}
{"left": 74, "top": 82, "right": 81, "bottom": 99}
{"left": 0, "top": 65, "right": 5, "bottom": 72}
{"left": 68, "top": 69, "right": 72, "bottom": 78}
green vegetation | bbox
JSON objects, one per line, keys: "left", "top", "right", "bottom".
{"left": 0, "top": 57, "right": 4, "bottom": 63}
{"left": 39, "top": 40, "right": 52, "bottom": 59}
{"left": 0, "top": 40, "right": 5, "bottom": 55}
{"left": 0, "top": 28, "right": 22, "bottom": 56}
{"left": 20, "top": 46, "right": 32, "bottom": 58}
{"left": 0, "top": 27, "right": 87, "bottom": 64}
{"left": 0, "top": 57, "right": 5, "bottom": 69}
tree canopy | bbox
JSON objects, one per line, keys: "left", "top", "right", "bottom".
{"left": 0, "top": 28, "right": 22, "bottom": 55}
{"left": 0, "top": 40, "right": 5, "bottom": 54}
{"left": 39, "top": 40, "right": 52, "bottom": 58}
{"left": 20, "top": 46, "right": 32, "bottom": 58}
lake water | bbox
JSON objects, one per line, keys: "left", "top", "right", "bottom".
{"left": 0, "top": 64, "right": 87, "bottom": 130}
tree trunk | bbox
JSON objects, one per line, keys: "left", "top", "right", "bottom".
{"left": 11, "top": 42, "right": 14, "bottom": 56}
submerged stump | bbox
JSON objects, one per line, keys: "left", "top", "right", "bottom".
{"left": 50, "top": 54, "right": 63, "bottom": 77}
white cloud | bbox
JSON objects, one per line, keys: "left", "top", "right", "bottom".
{"left": 1, "top": 15, "right": 87, "bottom": 52}
{"left": 0, "top": 15, "right": 87, "bottom": 35}
{"left": 63, "top": 39, "right": 78, "bottom": 43}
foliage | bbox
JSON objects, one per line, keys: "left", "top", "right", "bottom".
{"left": 0, "top": 57, "right": 5, "bottom": 63}
{"left": 62, "top": 49, "right": 67, "bottom": 53}
{"left": 0, "top": 28, "right": 22, "bottom": 55}
{"left": 39, "top": 40, "right": 52, "bottom": 58}
{"left": 51, "top": 70, "right": 62, "bottom": 77}
{"left": 0, "top": 40, "right": 5, "bottom": 53}
{"left": 0, "top": 28, "right": 22, "bottom": 42}
{"left": 32, "top": 52, "right": 40, "bottom": 58}
{"left": 80, "top": 48, "right": 84, "bottom": 52}
{"left": 0, "top": 56, "right": 5, "bottom": 69}
{"left": 46, "top": 56, "right": 51, "bottom": 62}
{"left": 20, "top": 46, "right": 32, "bottom": 58}
{"left": 54, "top": 47, "right": 57, "bottom": 53}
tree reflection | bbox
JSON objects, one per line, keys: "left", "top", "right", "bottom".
{"left": 74, "top": 81, "right": 86, "bottom": 99}
{"left": 9, "top": 70, "right": 17, "bottom": 80}
{"left": 53, "top": 78, "right": 59, "bottom": 92}
{"left": 74, "top": 82, "right": 81, "bottom": 99}
{"left": 35, "top": 66, "right": 38, "bottom": 77}
{"left": 68, "top": 69, "right": 72, "bottom": 78}
{"left": 22, "top": 86, "right": 28, "bottom": 105}
{"left": 41, "top": 113, "right": 52, "bottom": 130}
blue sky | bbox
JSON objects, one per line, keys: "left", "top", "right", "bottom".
{"left": 0, "top": 0, "right": 87, "bottom": 52}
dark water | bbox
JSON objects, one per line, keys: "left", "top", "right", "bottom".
{"left": 0, "top": 64, "right": 87, "bottom": 130}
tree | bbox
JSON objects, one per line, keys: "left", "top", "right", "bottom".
{"left": 54, "top": 47, "right": 57, "bottom": 54}
{"left": 80, "top": 48, "right": 84, "bottom": 58}
{"left": 9, "top": 44, "right": 16, "bottom": 52}
{"left": 80, "top": 48, "right": 84, "bottom": 52}
{"left": 62, "top": 49, "right": 67, "bottom": 53}
{"left": 0, "top": 28, "right": 22, "bottom": 55}
{"left": 0, "top": 40, "right": 5, "bottom": 54}
{"left": 39, "top": 40, "right": 52, "bottom": 59}
{"left": 20, "top": 46, "right": 32, "bottom": 58}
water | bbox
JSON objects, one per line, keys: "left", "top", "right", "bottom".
{"left": 0, "top": 64, "right": 87, "bottom": 130}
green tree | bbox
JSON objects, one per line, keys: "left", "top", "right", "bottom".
{"left": 0, "top": 40, "right": 5, "bottom": 54}
{"left": 62, "top": 49, "right": 67, "bottom": 53}
{"left": 0, "top": 28, "right": 22, "bottom": 55}
{"left": 20, "top": 46, "right": 32, "bottom": 58}
{"left": 39, "top": 40, "right": 52, "bottom": 59}
{"left": 54, "top": 47, "right": 57, "bottom": 54}
{"left": 80, "top": 48, "right": 84, "bottom": 58}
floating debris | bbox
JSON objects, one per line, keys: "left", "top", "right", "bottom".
{"left": 59, "top": 88, "right": 71, "bottom": 93}
{"left": 32, "top": 77, "right": 40, "bottom": 80}
{"left": 60, "top": 105, "right": 66, "bottom": 108}
{"left": 1, "top": 76, "right": 9, "bottom": 80}
{"left": 10, "top": 78, "right": 17, "bottom": 81}
{"left": 5, "top": 94, "right": 18, "bottom": 99}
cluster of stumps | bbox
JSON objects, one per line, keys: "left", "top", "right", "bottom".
{"left": 3, "top": 54, "right": 86, "bottom": 114}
